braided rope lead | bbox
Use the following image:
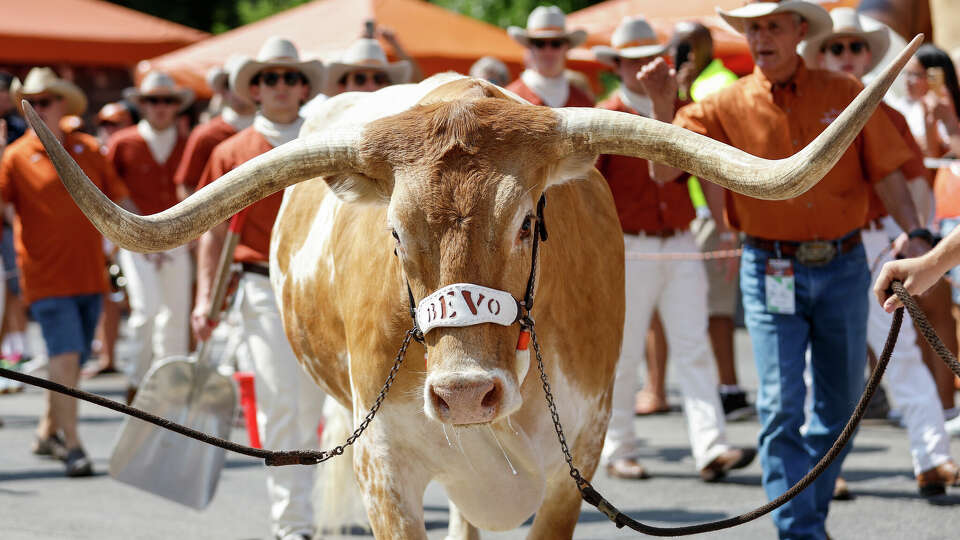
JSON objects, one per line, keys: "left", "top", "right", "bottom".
{"left": 531, "top": 279, "right": 960, "bottom": 536}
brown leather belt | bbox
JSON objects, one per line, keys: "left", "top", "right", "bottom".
{"left": 744, "top": 231, "right": 862, "bottom": 267}
{"left": 626, "top": 229, "right": 677, "bottom": 238}
{"left": 241, "top": 262, "right": 270, "bottom": 277}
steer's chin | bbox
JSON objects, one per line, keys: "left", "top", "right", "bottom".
{"left": 423, "top": 368, "right": 522, "bottom": 425}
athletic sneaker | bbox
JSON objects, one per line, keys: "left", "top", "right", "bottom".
{"left": 64, "top": 447, "right": 94, "bottom": 477}
{"left": 720, "top": 390, "right": 754, "bottom": 421}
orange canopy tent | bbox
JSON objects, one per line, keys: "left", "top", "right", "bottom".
{"left": 138, "top": 0, "right": 606, "bottom": 99}
{"left": 569, "top": 0, "right": 858, "bottom": 75}
{"left": 0, "top": 0, "right": 208, "bottom": 67}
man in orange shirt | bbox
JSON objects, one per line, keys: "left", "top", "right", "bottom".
{"left": 506, "top": 5, "right": 594, "bottom": 107}
{"left": 2, "top": 67, "right": 131, "bottom": 476}
{"left": 805, "top": 6, "right": 960, "bottom": 498}
{"left": 108, "top": 72, "right": 194, "bottom": 403}
{"left": 174, "top": 56, "right": 256, "bottom": 201}
{"left": 648, "top": 2, "right": 928, "bottom": 537}
{"left": 193, "top": 36, "right": 326, "bottom": 540}
{"left": 593, "top": 16, "right": 755, "bottom": 483}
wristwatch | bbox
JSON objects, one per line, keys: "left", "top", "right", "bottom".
{"left": 907, "top": 228, "right": 937, "bottom": 246}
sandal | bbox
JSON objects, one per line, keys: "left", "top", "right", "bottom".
{"left": 32, "top": 433, "right": 68, "bottom": 460}
{"left": 634, "top": 390, "right": 670, "bottom": 416}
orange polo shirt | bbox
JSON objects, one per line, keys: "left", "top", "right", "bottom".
{"left": 864, "top": 102, "right": 930, "bottom": 223}
{"left": 934, "top": 164, "right": 960, "bottom": 221}
{"left": 674, "top": 61, "right": 913, "bottom": 242}
{"left": 107, "top": 125, "right": 186, "bottom": 215}
{"left": 506, "top": 79, "right": 595, "bottom": 107}
{"left": 0, "top": 131, "right": 129, "bottom": 304}
{"left": 595, "top": 94, "right": 694, "bottom": 233}
{"left": 174, "top": 117, "right": 238, "bottom": 190}
{"left": 197, "top": 127, "right": 282, "bottom": 264}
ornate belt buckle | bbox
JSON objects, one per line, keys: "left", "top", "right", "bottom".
{"left": 795, "top": 241, "right": 836, "bottom": 267}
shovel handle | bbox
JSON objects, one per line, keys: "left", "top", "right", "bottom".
{"left": 197, "top": 210, "right": 248, "bottom": 364}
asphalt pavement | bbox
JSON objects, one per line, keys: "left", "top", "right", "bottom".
{"left": 2, "top": 325, "right": 960, "bottom": 539}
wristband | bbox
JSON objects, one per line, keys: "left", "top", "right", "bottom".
{"left": 907, "top": 228, "right": 937, "bottom": 246}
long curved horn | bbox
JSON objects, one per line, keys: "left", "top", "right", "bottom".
{"left": 556, "top": 34, "right": 923, "bottom": 200}
{"left": 22, "top": 102, "right": 362, "bottom": 252}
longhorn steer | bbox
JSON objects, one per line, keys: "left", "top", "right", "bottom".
{"left": 25, "top": 39, "right": 916, "bottom": 539}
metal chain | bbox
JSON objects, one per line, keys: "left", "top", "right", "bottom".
{"left": 265, "top": 327, "right": 419, "bottom": 465}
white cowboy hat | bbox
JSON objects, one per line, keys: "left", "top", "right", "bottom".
{"left": 324, "top": 39, "right": 411, "bottom": 94}
{"left": 507, "top": 5, "right": 587, "bottom": 49}
{"left": 124, "top": 71, "right": 195, "bottom": 112}
{"left": 799, "top": 7, "right": 890, "bottom": 73}
{"left": 717, "top": 1, "right": 832, "bottom": 38}
{"left": 11, "top": 67, "right": 87, "bottom": 116}
{"left": 593, "top": 16, "right": 666, "bottom": 67}
{"left": 231, "top": 36, "right": 325, "bottom": 103}
{"left": 206, "top": 66, "right": 227, "bottom": 94}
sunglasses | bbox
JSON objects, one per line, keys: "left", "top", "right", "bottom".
{"left": 530, "top": 39, "right": 568, "bottom": 50}
{"left": 26, "top": 96, "right": 60, "bottom": 109}
{"left": 346, "top": 71, "right": 390, "bottom": 87}
{"left": 143, "top": 96, "right": 181, "bottom": 106}
{"left": 824, "top": 41, "right": 868, "bottom": 56}
{"left": 255, "top": 71, "right": 307, "bottom": 87}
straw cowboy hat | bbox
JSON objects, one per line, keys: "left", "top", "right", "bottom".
{"left": 124, "top": 71, "right": 195, "bottom": 112}
{"left": 231, "top": 36, "right": 325, "bottom": 103}
{"left": 593, "top": 17, "right": 667, "bottom": 67}
{"left": 10, "top": 67, "right": 87, "bottom": 116}
{"left": 717, "top": 1, "right": 832, "bottom": 38}
{"left": 799, "top": 8, "right": 890, "bottom": 73}
{"left": 325, "top": 39, "right": 411, "bottom": 94}
{"left": 508, "top": 5, "right": 587, "bottom": 48}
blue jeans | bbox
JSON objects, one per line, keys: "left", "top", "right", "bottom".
{"left": 741, "top": 241, "right": 869, "bottom": 540}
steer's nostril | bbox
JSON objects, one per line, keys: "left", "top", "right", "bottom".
{"left": 481, "top": 383, "right": 500, "bottom": 409}
{"left": 430, "top": 387, "right": 451, "bottom": 416}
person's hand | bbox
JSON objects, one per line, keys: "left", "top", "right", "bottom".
{"left": 873, "top": 253, "right": 942, "bottom": 312}
{"left": 711, "top": 229, "right": 739, "bottom": 282}
{"left": 191, "top": 302, "right": 216, "bottom": 342}
{"left": 637, "top": 58, "right": 678, "bottom": 116}
{"left": 376, "top": 27, "right": 402, "bottom": 50}
{"left": 891, "top": 231, "right": 932, "bottom": 260}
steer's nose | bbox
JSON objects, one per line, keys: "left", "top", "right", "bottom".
{"left": 428, "top": 376, "right": 502, "bottom": 425}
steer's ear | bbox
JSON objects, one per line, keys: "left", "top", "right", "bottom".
{"left": 544, "top": 148, "right": 598, "bottom": 188}
{"left": 323, "top": 172, "right": 393, "bottom": 206}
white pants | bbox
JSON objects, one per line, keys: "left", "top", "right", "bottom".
{"left": 602, "top": 232, "right": 730, "bottom": 470}
{"left": 863, "top": 225, "right": 951, "bottom": 475}
{"left": 239, "top": 273, "right": 327, "bottom": 539}
{"left": 119, "top": 246, "right": 191, "bottom": 385}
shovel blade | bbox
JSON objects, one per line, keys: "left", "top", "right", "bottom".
{"left": 109, "top": 357, "right": 238, "bottom": 509}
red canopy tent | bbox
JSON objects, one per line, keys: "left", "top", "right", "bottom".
{"left": 138, "top": 0, "right": 605, "bottom": 99}
{"left": 568, "top": 0, "right": 859, "bottom": 75}
{"left": 0, "top": 0, "right": 207, "bottom": 67}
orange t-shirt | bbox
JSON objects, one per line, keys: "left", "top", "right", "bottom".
{"left": 934, "top": 163, "right": 960, "bottom": 221}
{"left": 174, "top": 117, "right": 237, "bottom": 190}
{"left": 107, "top": 126, "right": 185, "bottom": 215}
{"left": 864, "top": 102, "right": 929, "bottom": 223}
{"left": 197, "top": 127, "right": 282, "bottom": 264}
{"left": 506, "top": 78, "right": 595, "bottom": 107}
{"left": 595, "top": 94, "right": 694, "bottom": 233}
{"left": 0, "top": 131, "right": 129, "bottom": 304}
{"left": 674, "top": 62, "right": 914, "bottom": 242}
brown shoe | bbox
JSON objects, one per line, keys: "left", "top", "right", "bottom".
{"left": 606, "top": 458, "right": 651, "bottom": 480}
{"left": 699, "top": 447, "right": 757, "bottom": 482}
{"left": 832, "top": 477, "right": 854, "bottom": 501}
{"left": 917, "top": 461, "right": 960, "bottom": 497}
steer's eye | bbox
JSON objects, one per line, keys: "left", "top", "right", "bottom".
{"left": 391, "top": 229, "right": 400, "bottom": 242}
{"left": 518, "top": 215, "right": 534, "bottom": 241}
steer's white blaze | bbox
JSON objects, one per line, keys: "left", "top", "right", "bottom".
{"left": 289, "top": 193, "right": 342, "bottom": 288}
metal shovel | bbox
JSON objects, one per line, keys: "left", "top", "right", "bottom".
{"left": 109, "top": 212, "right": 249, "bottom": 509}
